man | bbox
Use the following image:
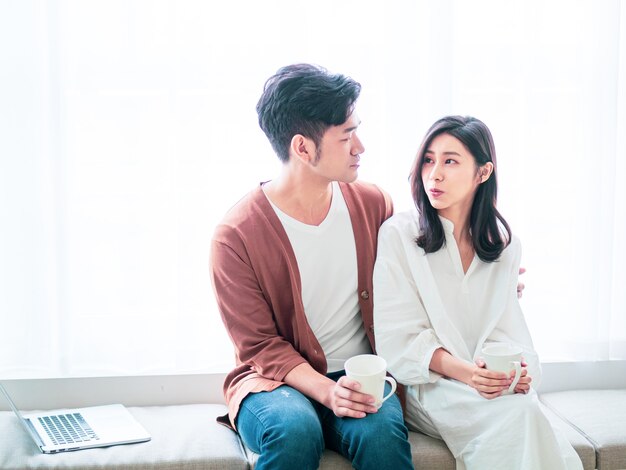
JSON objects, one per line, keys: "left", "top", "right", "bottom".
{"left": 210, "top": 63, "right": 414, "bottom": 470}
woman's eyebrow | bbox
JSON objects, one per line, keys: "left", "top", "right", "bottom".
{"left": 425, "top": 150, "right": 462, "bottom": 156}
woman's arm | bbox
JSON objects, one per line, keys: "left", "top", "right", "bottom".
{"left": 484, "top": 237, "right": 539, "bottom": 393}
{"left": 373, "top": 218, "right": 444, "bottom": 385}
{"left": 430, "top": 348, "right": 513, "bottom": 399}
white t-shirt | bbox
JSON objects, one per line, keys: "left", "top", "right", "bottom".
{"left": 266, "top": 182, "right": 371, "bottom": 372}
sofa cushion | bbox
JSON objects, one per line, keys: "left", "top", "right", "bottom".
{"left": 541, "top": 389, "right": 626, "bottom": 470}
{"left": 246, "top": 405, "right": 593, "bottom": 470}
{"left": 247, "top": 430, "right": 455, "bottom": 470}
{"left": 541, "top": 403, "right": 596, "bottom": 470}
{"left": 406, "top": 431, "right": 456, "bottom": 469}
{"left": 247, "top": 447, "right": 354, "bottom": 470}
{"left": 0, "top": 398, "right": 602, "bottom": 470}
{"left": 0, "top": 404, "right": 248, "bottom": 470}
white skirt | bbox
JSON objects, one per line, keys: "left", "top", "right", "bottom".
{"left": 405, "top": 379, "right": 583, "bottom": 470}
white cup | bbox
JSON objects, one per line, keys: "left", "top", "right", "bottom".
{"left": 344, "top": 354, "right": 397, "bottom": 408}
{"left": 481, "top": 343, "right": 523, "bottom": 395}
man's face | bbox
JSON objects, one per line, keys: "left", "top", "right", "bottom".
{"left": 311, "top": 111, "right": 364, "bottom": 184}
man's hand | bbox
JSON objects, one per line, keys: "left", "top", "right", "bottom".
{"left": 283, "top": 362, "right": 378, "bottom": 419}
{"left": 326, "top": 376, "right": 379, "bottom": 418}
{"left": 517, "top": 267, "right": 526, "bottom": 299}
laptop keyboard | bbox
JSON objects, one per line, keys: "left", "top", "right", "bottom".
{"left": 38, "top": 413, "right": 100, "bottom": 445}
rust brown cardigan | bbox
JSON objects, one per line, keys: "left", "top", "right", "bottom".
{"left": 210, "top": 181, "right": 393, "bottom": 429}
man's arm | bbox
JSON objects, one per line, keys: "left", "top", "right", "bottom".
{"left": 210, "top": 235, "right": 307, "bottom": 380}
{"left": 284, "top": 363, "right": 379, "bottom": 418}
{"left": 212, "top": 233, "right": 380, "bottom": 417}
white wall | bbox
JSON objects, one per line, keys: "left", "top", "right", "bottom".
{"left": 2, "top": 361, "right": 625, "bottom": 411}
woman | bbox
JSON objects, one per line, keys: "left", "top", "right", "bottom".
{"left": 373, "top": 116, "right": 582, "bottom": 469}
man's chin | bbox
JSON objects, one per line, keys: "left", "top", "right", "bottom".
{"left": 341, "top": 171, "right": 359, "bottom": 184}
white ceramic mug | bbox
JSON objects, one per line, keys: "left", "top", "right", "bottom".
{"left": 344, "top": 354, "right": 397, "bottom": 408}
{"left": 481, "top": 343, "right": 523, "bottom": 395}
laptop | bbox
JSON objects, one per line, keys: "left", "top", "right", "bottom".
{"left": 0, "top": 382, "right": 151, "bottom": 453}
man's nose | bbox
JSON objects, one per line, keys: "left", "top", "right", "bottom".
{"left": 351, "top": 133, "right": 365, "bottom": 156}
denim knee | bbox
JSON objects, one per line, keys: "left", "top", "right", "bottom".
{"left": 237, "top": 386, "right": 324, "bottom": 470}
{"left": 265, "top": 407, "right": 324, "bottom": 456}
{"left": 332, "top": 393, "right": 414, "bottom": 470}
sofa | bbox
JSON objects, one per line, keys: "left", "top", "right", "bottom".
{"left": 1, "top": 389, "right": 625, "bottom": 470}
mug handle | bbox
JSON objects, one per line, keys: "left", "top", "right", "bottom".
{"left": 507, "top": 361, "right": 522, "bottom": 394}
{"left": 380, "top": 376, "right": 397, "bottom": 406}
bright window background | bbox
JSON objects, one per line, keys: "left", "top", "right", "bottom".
{"left": 1, "top": 0, "right": 624, "bottom": 379}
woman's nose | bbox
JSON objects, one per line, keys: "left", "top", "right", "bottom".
{"left": 429, "top": 164, "right": 443, "bottom": 181}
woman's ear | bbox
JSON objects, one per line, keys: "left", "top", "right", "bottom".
{"left": 479, "top": 162, "right": 494, "bottom": 183}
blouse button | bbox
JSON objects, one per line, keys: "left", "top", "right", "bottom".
{"left": 360, "top": 290, "right": 370, "bottom": 300}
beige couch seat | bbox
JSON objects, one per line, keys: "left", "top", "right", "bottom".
{"left": 0, "top": 404, "right": 248, "bottom": 470}
{"left": 541, "top": 390, "right": 626, "bottom": 470}
{"left": 1, "top": 391, "right": 622, "bottom": 470}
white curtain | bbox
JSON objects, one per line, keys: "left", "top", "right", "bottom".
{"left": 1, "top": 0, "right": 624, "bottom": 379}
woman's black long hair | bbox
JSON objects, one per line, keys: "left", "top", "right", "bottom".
{"left": 409, "top": 116, "right": 511, "bottom": 262}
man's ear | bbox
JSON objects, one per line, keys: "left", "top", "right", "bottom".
{"left": 290, "top": 134, "right": 315, "bottom": 164}
{"left": 479, "top": 162, "right": 494, "bottom": 183}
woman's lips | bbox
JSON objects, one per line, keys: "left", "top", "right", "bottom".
{"left": 429, "top": 188, "right": 444, "bottom": 198}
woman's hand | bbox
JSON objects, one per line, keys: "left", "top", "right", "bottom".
{"left": 471, "top": 359, "right": 513, "bottom": 399}
{"left": 325, "top": 376, "right": 380, "bottom": 418}
{"left": 512, "top": 359, "right": 532, "bottom": 394}
{"left": 429, "top": 348, "right": 530, "bottom": 400}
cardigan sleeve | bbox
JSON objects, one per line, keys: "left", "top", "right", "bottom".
{"left": 373, "top": 218, "right": 443, "bottom": 385}
{"left": 210, "top": 231, "right": 308, "bottom": 382}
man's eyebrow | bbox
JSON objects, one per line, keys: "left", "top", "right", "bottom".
{"left": 343, "top": 121, "right": 361, "bottom": 133}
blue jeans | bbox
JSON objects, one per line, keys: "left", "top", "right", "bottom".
{"left": 236, "top": 370, "right": 414, "bottom": 470}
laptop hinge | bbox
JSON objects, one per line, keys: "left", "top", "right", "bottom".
{"left": 25, "top": 418, "right": 46, "bottom": 448}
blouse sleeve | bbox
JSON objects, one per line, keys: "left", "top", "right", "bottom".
{"left": 484, "top": 237, "right": 542, "bottom": 387}
{"left": 373, "top": 219, "right": 443, "bottom": 385}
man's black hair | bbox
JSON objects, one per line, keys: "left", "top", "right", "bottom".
{"left": 256, "top": 64, "right": 361, "bottom": 162}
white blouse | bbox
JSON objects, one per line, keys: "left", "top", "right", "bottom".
{"left": 373, "top": 209, "right": 540, "bottom": 388}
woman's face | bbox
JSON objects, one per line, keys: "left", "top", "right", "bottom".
{"left": 421, "top": 133, "right": 492, "bottom": 220}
